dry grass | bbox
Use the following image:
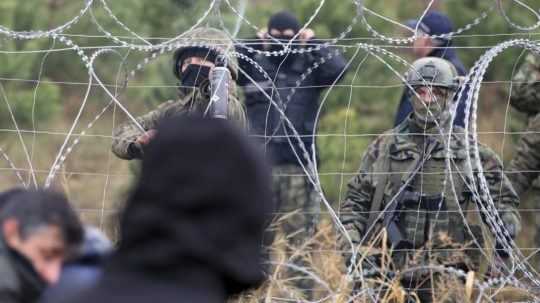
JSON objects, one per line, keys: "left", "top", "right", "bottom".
{"left": 231, "top": 220, "right": 539, "bottom": 303}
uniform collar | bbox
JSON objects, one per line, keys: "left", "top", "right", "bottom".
{"left": 392, "top": 114, "right": 464, "bottom": 155}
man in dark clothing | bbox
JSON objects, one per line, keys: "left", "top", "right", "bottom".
{"left": 55, "top": 116, "right": 274, "bottom": 303}
{"left": 237, "top": 11, "right": 347, "bottom": 169}
{"left": 236, "top": 12, "right": 347, "bottom": 297}
{"left": 0, "top": 189, "right": 83, "bottom": 303}
{"left": 394, "top": 11, "right": 469, "bottom": 127}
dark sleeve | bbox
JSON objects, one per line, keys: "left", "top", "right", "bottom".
{"left": 453, "top": 82, "right": 470, "bottom": 128}
{"left": 235, "top": 36, "right": 265, "bottom": 86}
{"left": 394, "top": 90, "right": 412, "bottom": 127}
{"left": 0, "top": 292, "right": 18, "bottom": 303}
{"left": 446, "top": 55, "right": 468, "bottom": 127}
{"left": 310, "top": 39, "right": 348, "bottom": 86}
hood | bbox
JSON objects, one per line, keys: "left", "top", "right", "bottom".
{"left": 111, "top": 116, "right": 274, "bottom": 295}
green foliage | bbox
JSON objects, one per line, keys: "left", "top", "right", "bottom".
{"left": 0, "top": 0, "right": 65, "bottom": 129}
{"left": 0, "top": 0, "right": 536, "bottom": 204}
{"left": 0, "top": 79, "right": 61, "bottom": 129}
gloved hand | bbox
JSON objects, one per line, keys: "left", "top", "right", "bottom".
{"left": 128, "top": 129, "right": 158, "bottom": 159}
{"left": 127, "top": 142, "right": 143, "bottom": 159}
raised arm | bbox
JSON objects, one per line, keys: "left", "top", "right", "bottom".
{"left": 311, "top": 40, "right": 348, "bottom": 87}
{"left": 111, "top": 100, "right": 176, "bottom": 160}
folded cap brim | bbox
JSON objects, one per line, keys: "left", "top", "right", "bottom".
{"left": 405, "top": 19, "right": 431, "bottom": 34}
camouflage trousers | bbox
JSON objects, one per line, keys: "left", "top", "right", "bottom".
{"left": 271, "top": 164, "right": 321, "bottom": 299}
{"left": 524, "top": 182, "right": 540, "bottom": 269}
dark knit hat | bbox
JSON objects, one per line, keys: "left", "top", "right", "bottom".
{"left": 268, "top": 11, "right": 301, "bottom": 34}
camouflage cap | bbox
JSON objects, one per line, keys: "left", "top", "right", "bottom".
{"left": 173, "top": 27, "right": 239, "bottom": 80}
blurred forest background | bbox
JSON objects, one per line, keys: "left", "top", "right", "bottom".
{"left": 0, "top": 0, "right": 539, "bottom": 255}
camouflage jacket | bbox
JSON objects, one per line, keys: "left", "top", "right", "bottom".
{"left": 508, "top": 53, "right": 540, "bottom": 195}
{"left": 111, "top": 87, "right": 246, "bottom": 160}
{"left": 339, "top": 118, "right": 520, "bottom": 269}
{"left": 510, "top": 53, "right": 540, "bottom": 115}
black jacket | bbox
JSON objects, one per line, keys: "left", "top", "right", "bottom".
{"left": 0, "top": 236, "right": 46, "bottom": 303}
{"left": 237, "top": 38, "right": 348, "bottom": 166}
{"left": 46, "top": 266, "right": 226, "bottom": 303}
{"left": 48, "top": 117, "right": 274, "bottom": 303}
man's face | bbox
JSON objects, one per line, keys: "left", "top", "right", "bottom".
{"left": 411, "top": 86, "right": 451, "bottom": 124}
{"left": 3, "top": 220, "right": 66, "bottom": 284}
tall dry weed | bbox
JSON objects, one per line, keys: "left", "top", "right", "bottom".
{"left": 231, "top": 220, "right": 538, "bottom": 303}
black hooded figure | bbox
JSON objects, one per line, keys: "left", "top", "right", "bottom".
{"left": 236, "top": 10, "right": 348, "bottom": 167}
{"left": 235, "top": 11, "right": 347, "bottom": 300}
{"left": 57, "top": 116, "right": 274, "bottom": 303}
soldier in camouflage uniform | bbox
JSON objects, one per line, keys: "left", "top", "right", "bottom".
{"left": 507, "top": 53, "right": 540, "bottom": 259}
{"left": 340, "top": 57, "right": 521, "bottom": 302}
{"left": 112, "top": 27, "right": 246, "bottom": 160}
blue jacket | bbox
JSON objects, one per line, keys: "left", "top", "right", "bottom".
{"left": 394, "top": 48, "right": 469, "bottom": 127}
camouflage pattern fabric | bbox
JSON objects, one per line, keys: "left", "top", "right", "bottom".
{"left": 507, "top": 113, "right": 540, "bottom": 196}
{"left": 112, "top": 27, "right": 246, "bottom": 160}
{"left": 508, "top": 52, "right": 540, "bottom": 266}
{"left": 0, "top": 236, "right": 46, "bottom": 303}
{"left": 272, "top": 164, "right": 320, "bottom": 244}
{"left": 510, "top": 53, "right": 540, "bottom": 115}
{"left": 271, "top": 164, "right": 320, "bottom": 299}
{"left": 339, "top": 117, "right": 521, "bottom": 272}
{"left": 111, "top": 87, "right": 246, "bottom": 159}
{"left": 508, "top": 53, "right": 540, "bottom": 195}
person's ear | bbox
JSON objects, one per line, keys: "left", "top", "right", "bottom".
{"left": 2, "top": 219, "right": 22, "bottom": 248}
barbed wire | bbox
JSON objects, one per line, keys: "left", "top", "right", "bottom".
{"left": 0, "top": 0, "right": 540, "bottom": 301}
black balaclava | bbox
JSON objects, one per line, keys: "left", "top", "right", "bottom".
{"left": 181, "top": 65, "right": 211, "bottom": 92}
{"left": 173, "top": 47, "right": 218, "bottom": 96}
{"left": 268, "top": 11, "right": 300, "bottom": 36}
{"left": 267, "top": 11, "right": 301, "bottom": 54}
{"left": 113, "top": 116, "right": 274, "bottom": 296}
